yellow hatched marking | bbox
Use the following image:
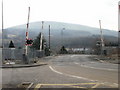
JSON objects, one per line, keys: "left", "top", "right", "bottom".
{"left": 34, "top": 84, "right": 42, "bottom": 90}
{"left": 38, "top": 83, "right": 97, "bottom": 86}
{"left": 92, "top": 83, "right": 100, "bottom": 88}
{"left": 27, "top": 83, "right": 33, "bottom": 90}
{"left": 69, "top": 85, "right": 86, "bottom": 88}
{"left": 34, "top": 83, "right": 99, "bottom": 89}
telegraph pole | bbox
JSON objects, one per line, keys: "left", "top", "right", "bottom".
{"left": 2, "top": 0, "right": 3, "bottom": 32}
{"left": 2, "top": 0, "right": 4, "bottom": 48}
{"left": 40, "top": 33, "right": 43, "bottom": 51}
{"left": 42, "top": 21, "right": 44, "bottom": 30}
{"left": 49, "top": 25, "right": 51, "bottom": 52}
{"left": 118, "top": 4, "right": 120, "bottom": 58}
{"left": 99, "top": 20, "right": 104, "bottom": 56}
{"left": 61, "top": 28, "right": 65, "bottom": 47}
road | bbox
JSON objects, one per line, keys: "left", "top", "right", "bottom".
{"left": 2, "top": 55, "right": 119, "bottom": 89}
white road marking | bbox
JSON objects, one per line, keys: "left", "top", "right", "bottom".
{"left": 80, "top": 64, "right": 117, "bottom": 71}
{"left": 49, "top": 66, "right": 95, "bottom": 81}
{"left": 113, "top": 83, "right": 118, "bottom": 86}
{"left": 102, "top": 82, "right": 118, "bottom": 88}
{"left": 74, "top": 62, "right": 117, "bottom": 71}
{"left": 49, "top": 66, "right": 118, "bottom": 88}
{"left": 90, "top": 62, "right": 95, "bottom": 64}
{"left": 49, "top": 66, "right": 63, "bottom": 75}
{"left": 99, "top": 60, "right": 104, "bottom": 63}
{"left": 70, "top": 55, "right": 76, "bottom": 58}
{"left": 74, "top": 62, "right": 79, "bottom": 64}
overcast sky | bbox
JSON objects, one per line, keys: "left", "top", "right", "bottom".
{"left": 0, "top": 0, "right": 119, "bottom": 31}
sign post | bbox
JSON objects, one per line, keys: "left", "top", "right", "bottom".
{"left": 9, "top": 40, "right": 15, "bottom": 61}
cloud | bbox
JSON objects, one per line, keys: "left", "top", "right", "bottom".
{"left": 0, "top": 0, "right": 119, "bottom": 31}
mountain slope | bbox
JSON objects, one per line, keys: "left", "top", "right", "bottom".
{"left": 4, "top": 21, "right": 118, "bottom": 37}
{"left": 3, "top": 21, "right": 118, "bottom": 49}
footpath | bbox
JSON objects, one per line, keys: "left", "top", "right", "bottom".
{"left": 0, "top": 59, "right": 49, "bottom": 68}
{"left": 1, "top": 55, "right": 56, "bottom": 68}
{"left": 1, "top": 63, "right": 47, "bottom": 68}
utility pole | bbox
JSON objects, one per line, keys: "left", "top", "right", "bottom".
{"left": 2, "top": 0, "right": 3, "bottom": 32}
{"left": 40, "top": 33, "right": 43, "bottom": 51}
{"left": 99, "top": 20, "right": 104, "bottom": 56}
{"left": 2, "top": 0, "right": 4, "bottom": 48}
{"left": 25, "top": 7, "right": 30, "bottom": 55}
{"left": 40, "top": 21, "right": 44, "bottom": 51}
{"left": 42, "top": 21, "right": 44, "bottom": 30}
{"left": 61, "top": 28, "right": 65, "bottom": 47}
{"left": 118, "top": 4, "right": 120, "bottom": 58}
{"left": 49, "top": 25, "right": 51, "bottom": 52}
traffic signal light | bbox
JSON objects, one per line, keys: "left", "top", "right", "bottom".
{"left": 26, "top": 39, "right": 33, "bottom": 46}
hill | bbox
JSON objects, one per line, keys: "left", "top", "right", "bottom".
{"left": 3, "top": 21, "right": 118, "bottom": 50}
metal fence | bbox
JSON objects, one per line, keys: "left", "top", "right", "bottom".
{"left": 2, "top": 48, "right": 44, "bottom": 64}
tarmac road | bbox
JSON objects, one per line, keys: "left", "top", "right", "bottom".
{"left": 2, "top": 55, "right": 119, "bottom": 89}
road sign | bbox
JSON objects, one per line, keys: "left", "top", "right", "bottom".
{"left": 9, "top": 40, "right": 15, "bottom": 48}
{"left": 26, "top": 39, "right": 33, "bottom": 46}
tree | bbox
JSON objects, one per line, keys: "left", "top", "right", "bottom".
{"left": 59, "top": 46, "right": 68, "bottom": 54}
{"left": 30, "top": 32, "right": 46, "bottom": 50}
{"left": 44, "top": 45, "right": 50, "bottom": 56}
{"left": 30, "top": 32, "right": 50, "bottom": 56}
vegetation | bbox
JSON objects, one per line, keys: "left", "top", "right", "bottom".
{"left": 30, "top": 33, "right": 44, "bottom": 50}
{"left": 105, "top": 42, "right": 118, "bottom": 46}
{"left": 59, "top": 46, "right": 68, "bottom": 54}
{"left": 30, "top": 32, "right": 50, "bottom": 56}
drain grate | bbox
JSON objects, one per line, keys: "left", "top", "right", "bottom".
{"left": 17, "top": 82, "right": 33, "bottom": 89}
